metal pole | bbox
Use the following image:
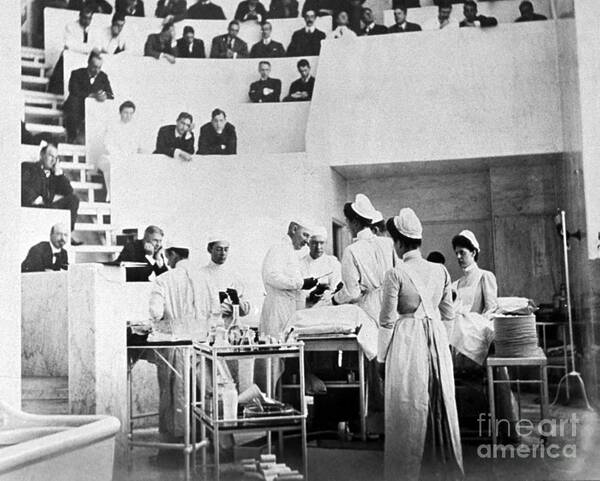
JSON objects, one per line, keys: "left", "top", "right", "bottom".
{"left": 561, "top": 210, "right": 577, "bottom": 373}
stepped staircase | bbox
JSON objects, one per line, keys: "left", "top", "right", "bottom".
{"left": 21, "top": 48, "right": 123, "bottom": 413}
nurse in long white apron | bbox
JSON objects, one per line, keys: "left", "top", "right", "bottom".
{"left": 378, "top": 209, "right": 463, "bottom": 481}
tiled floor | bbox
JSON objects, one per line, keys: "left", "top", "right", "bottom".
{"left": 115, "top": 401, "right": 600, "bottom": 481}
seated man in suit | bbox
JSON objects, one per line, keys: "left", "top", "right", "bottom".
{"left": 186, "top": 0, "right": 226, "bottom": 19}
{"left": 235, "top": 0, "right": 268, "bottom": 22}
{"left": 360, "top": 7, "right": 387, "bottom": 35}
{"left": 387, "top": 6, "right": 421, "bottom": 33}
{"left": 89, "top": 13, "right": 128, "bottom": 54}
{"left": 515, "top": 0, "right": 547, "bottom": 22}
{"left": 460, "top": 0, "right": 498, "bottom": 27}
{"left": 22, "top": 223, "right": 70, "bottom": 273}
{"left": 268, "top": 0, "right": 298, "bottom": 18}
{"left": 117, "top": 225, "right": 168, "bottom": 282}
{"left": 155, "top": 0, "right": 188, "bottom": 22}
{"left": 144, "top": 22, "right": 177, "bottom": 63}
{"left": 197, "top": 109, "right": 237, "bottom": 155}
{"left": 287, "top": 10, "right": 326, "bottom": 56}
{"left": 424, "top": 0, "right": 458, "bottom": 30}
{"left": 154, "top": 112, "right": 195, "bottom": 160}
{"left": 249, "top": 61, "right": 282, "bottom": 102}
{"left": 21, "top": 144, "right": 81, "bottom": 236}
{"left": 210, "top": 21, "right": 249, "bottom": 58}
{"left": 250, "top": 21, "right": 286, "bottom": 58}
{"left": 332, "top": 10, "right": 357, "bottom": 38}
{"left": 116, "top": 0, "right": 145, "bottom": 16}
{"left": 63, "top": 50, "right": 114, "bottom": 144}
{"left": 176, "top": 25, "right": 206, "bottom": 58}
{"left": 284, "top": 58, "right": 315, "bottom": 101}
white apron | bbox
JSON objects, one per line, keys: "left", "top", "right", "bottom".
{"left": 383, "top": 263, "right": 463, "bottom": 481}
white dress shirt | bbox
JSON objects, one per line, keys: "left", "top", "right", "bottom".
{"left": 64, "top": 21, "right": 92, "bottom": 53}
{"left": 332, "top": 26, "right": 357, "bottom": 39}
{"left": 89, "top": 26, "right": 127, "bottom": 54}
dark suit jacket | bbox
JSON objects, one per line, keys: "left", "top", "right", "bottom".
{"left": 155, "top": 0, "right": 187, "bottom": 21}
{"left": 21, "top": 162, "right": 74, "bottom": 207}
{"left": 235, "top": 0, "right": 268, "bottom": 21}
{"left": 361, "top": 23, "right": 388, "bottom": 35}
{"left": 515, "top": 13, "right": 547, "bottom": 22}
{"left": 287, "top": 28, "right": 326, "bottom": 56}
{"left": 210, "top": 34, "right": 249, "bottom": 58}
{"left": 154, "top": 125, "right": 195, "bottom": 157}
{"left": 250, "top": 39, "right": 285, "bottom": 57}
{"left": 68, "top": 0, "right": 113, "bottom": 13}
{"left": 186, "top": 0, "right": 226, "bottom": 19}
{"left": 64, "top": 68, "right": 114, "bottom": 117}
{"left": 116, "top": 0, "right": 145, "bottom": 16}
{"left": 284, "top": 76, "right": 315, "bottom": 101}
{"left": 22, "top": 241, "right": 68, "bottom": 273}
{"left": 268, "top": 0, "right": 298, "bottom": 18}
{"left": 197, "top": 122, "right": 237, "bottom": 155}
{"left": 460, "top": 15, "right": 498, "bottom": 27}
{"left": 249, "top": 77, "right": 282, "bottom": 102}
{"left": 176, "top": 37, "right": 206, "bottom": 58}
{"left": 388, "top": 21, "right": 421, "bottom": 33}
{"left": 144, "top": 33, "right": 175, "bottom": 58}
{"left": 116, "top": 239, "right": 168, "bottom": 282}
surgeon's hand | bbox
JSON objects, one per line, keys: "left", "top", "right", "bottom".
{"left": 302, "top": 277, "right": 318, "bottom": 290}
{"left": 377, "top": 362, "right": 385, "bottom": 381}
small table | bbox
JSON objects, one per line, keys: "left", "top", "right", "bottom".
{"left": 486, "top": 355, "right": 549, "bottom": 445}
{"left": 295, "top": 334, "right": 367, "bottom": 442}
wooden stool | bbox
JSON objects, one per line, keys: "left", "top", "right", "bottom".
{"left": 486, "top": 355, "right": 549, "bottom": 445}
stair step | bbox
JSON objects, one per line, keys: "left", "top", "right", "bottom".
{"left": 21, "top": 60, "right": 47, "bottom": 74}
{"left": 72, "top": 245, "right": 122, "bottom": 254}
{"left": 22, "top": 74, "right": 49, "bottom": 87}
{"left": 21, "top": 47, "right": 45, "bottom": 62}
{"left": 23, "top": 90, "right": 64, "bottom": 108}
{"left": 25, "top": 122, "right": 66, "bottom": 136}
{"left": 22, "top": 376, "right": 68, "bottom": 400}
{"left": 74, "top": 223, "right": 113, "bottom": 232}
{"left": 22, "top": 399, "right": 69, "bottom": 415}
{"left": 24, "top": 105, "right": 63, "bottom": 120}
{"left": 72, "top": 181, "right": 102, "bottom": 190}
{"left": 78, "top": 202, "right": 111, "bottom": 215}
{"left": 57, "top": 143, "right": 86, "bottom": 157}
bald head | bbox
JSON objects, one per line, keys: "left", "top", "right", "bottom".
{"left": 50, "top": 223, "right": 69, "bottom": 249}
{"left": 287, "top": 221, "right": 311, "bottom": 250}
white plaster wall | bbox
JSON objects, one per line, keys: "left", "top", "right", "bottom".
{"left": 306, "top": 22, "right": 565, "bottom": 165}
{"left": 0, "top": 0, "right": 22, "bottom": 407}
{"left": 45, "top": 7, "right": 330, "bottom": 67}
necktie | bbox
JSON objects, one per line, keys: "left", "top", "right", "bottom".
{"left": 83, "top": 29, "right": 88, "bottom": 43}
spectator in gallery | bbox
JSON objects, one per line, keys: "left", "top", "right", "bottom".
{"left": 249, "top": 61, "right": 282, "bottom": 102}
{"left": 21, "top": 144, "right": 81, "bottom": 236}
{"left": 101, "top": 100, "right": 144, "bottom": 201}
{"left": 154, "top": 112, "right": 195, "bottom": 160}
{"left": 144, "top": 21, "right": 177, "bottom": 63}
{"left": 342, "top": 0, "right": 366, "bottom": 34}
{"left": 459, "top": 0, "right": 498, "bottom": 28}
{"left": 284, "top": 58, "right": 315, "bottom": 101}
{"left": 250, "top": 21, "right": 286, "bottom": 57}
{"left": 235, "top": 0, "right": 269, "bottom": 22}
{"left": 68, "top": 0, "right": 112, "bottom": 14}
{"left": 22, "top": 223, "right": 70, "bottom": 273}
{"left": 176, "top": 25, "right": 206, "bottom": 58}
{"left": 116, "top": 0, "right": 146, "bottom": 17}
{"left": 186, "top": 0, "right": 226, "bottom": 19}
{"left": 63, "top": 49, "right": 114, "bottom": 144}
{"left": 89, "top": 13, "right": 128, "bottom": 54}
{"left": 210, "top": 21, "right": 249, "bottom": 58}
{"left": 268, "top": 0, "right": 299, "bottom": 18}
{"left": 116, "top": 225, "right": 169, "bottom": 282}
{"left": 424, "top": 0, "right": 458, "bottom": 30}
{"left": 331, "top": 10, "right": 357, "bottom": 39}
{"left": 155, "top": 0, "right": 188, "bottom": 23}
{"left": 387, "top": 6, "right": 421, "bottom": 32}
{"left": 514, "top": 1, "right": 547, "bottom": 22}
{"left": 360, "top": 7, "right": 387, "bottom": 35}
{"left": 48, "top": 6, "right": 94, "bottom": 94}
{"left": 197, "top": 109, "right": 237, "bottom": 155}
{"left": 287, "top": 10, "right": 327, "bottom": 56}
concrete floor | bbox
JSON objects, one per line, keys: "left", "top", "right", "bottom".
{"left": 115, "top": 401, "right": 600, "bottom": 481}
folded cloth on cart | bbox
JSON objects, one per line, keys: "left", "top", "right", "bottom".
{"left": 495, "top": 297, "right": 538, "bottom": 316}
{"left": 448, "top": 310, "right": 494, "bottom": 366}
{"left": 285, "top": 305, "right": 378, "bottom": 360}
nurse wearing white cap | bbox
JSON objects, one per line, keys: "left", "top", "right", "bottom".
{"left": 299, "top": 226, "right": 342, "bottom": 307}
{"left": 378, "top": 208, "right": 463, "bottom": 481}
{"left": 332, "top": 193, "right": 396, "bottom": 435}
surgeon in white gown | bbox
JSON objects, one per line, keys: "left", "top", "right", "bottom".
{"left": 378, "top": 208, "right": 463, "bottom": 481}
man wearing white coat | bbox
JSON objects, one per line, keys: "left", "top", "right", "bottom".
{"left": 148, "top": 240, "right": 200, "bottom": 458}
{"left": 332, "top": 193, "right": 396, "bottom": 435}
